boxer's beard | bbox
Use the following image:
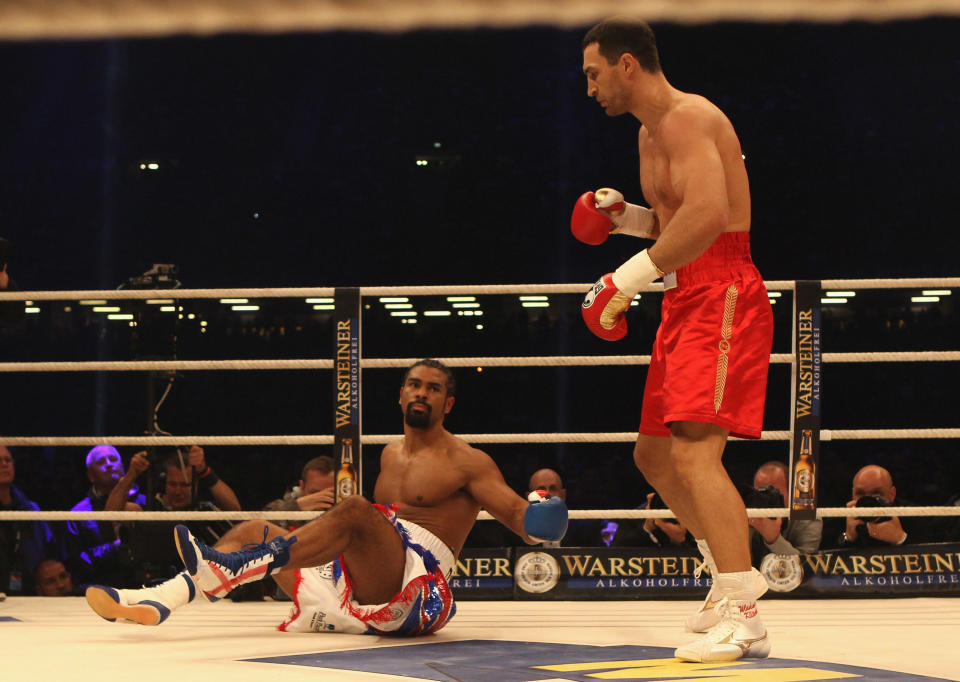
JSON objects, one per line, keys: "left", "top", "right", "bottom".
{"left": 404, "top": 400, "right": 432, "bottom": 428}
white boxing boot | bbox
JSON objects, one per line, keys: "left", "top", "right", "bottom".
{"left": 685, "top": 539, "right": 768, "bottom": 633}
{"left": 675, "top": 571, "right": 771, "bottom": 662}
{"left": 86, "top": 571, "right": 199, "bottom": 626}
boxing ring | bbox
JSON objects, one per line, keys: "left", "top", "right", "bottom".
{"left": 3, "top": 595, "right": 959, "bottom": 681}
{"left": 2, "top": 277, "right": 960, "bottom": 681}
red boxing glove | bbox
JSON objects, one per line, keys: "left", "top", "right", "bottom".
{"left": 570, "top": 191, "right": 613, "bottom": 245}
{"left": 581, "top": 273, "right": 632, "bottom": 341}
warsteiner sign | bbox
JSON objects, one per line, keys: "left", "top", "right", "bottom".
{"left": 332, "top": 287, "right": 361, "bottom": 501}
{"left": 791, "top": 280, "right": 822, "bottom": 522}
{"left": 513, "top": 547, "right": 710, "bottom": 601}
{"left": 794, "top": 543, "right": 960, "bottom": 594}
{"left": 448, "top": 548, "right": 513, "bottom": 600}
{"left": 504, "top": 544, "right": 960, "bottom": 601}
{"left": 448, "top": 544, "right": 960, "bottom": 601}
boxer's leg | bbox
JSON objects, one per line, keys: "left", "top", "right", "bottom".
{"left": 667, "top": 421, "right": 749, "bottom": 573}
{"left": 667, "top": 421, "right": 768, "bottom": 662}
{"left": 85, "top": 520, "right": 292, "bottom": 625}
{"left": 633, "top": 432, "right": 704, "bottom": 538}
{"left": 178, "top": 495, "right": 405, "bottom": 605}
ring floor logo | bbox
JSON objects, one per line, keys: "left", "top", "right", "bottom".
{"left": 246, "top": 640, "right": 950, "bottom": 681}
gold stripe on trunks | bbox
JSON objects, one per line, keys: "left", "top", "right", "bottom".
{"left": 714, "top": 283, "right": 739, "bottom": 413}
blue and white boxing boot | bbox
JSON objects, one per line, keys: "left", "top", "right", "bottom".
{"left": 174, "top": 524, "right": 296, "bottom": 601}
{"left": 85, "top": 572, "right": 197, "bottom": 626}
{"left": 523, "top": 489, "right": 569, "bottom": 543}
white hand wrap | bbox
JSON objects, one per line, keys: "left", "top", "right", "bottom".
{"left": 611, "top": 249, "right": 665, "bottom": 298}
{"left": 595, "top": 188, "right": 659, "bottom": 239}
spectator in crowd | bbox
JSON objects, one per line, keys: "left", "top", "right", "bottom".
{"left": 0, "top": 445, "right": 58, "bottom": 595}
{"left": 34, "top": 558, "right": 81, "bottom": 596}
{"left": 110, "top": 446, "right": 241, "bottom": 514}
{"left": 246, "top": 455, "right": 337, "bottom": 601}
{"left": 65, "top": 445, "right": 146, "bottom": 588}
{"left": 264, "top": 456, "right": 336, "bottom": 530}
{"left": 832, "top": 464, "right": 933, "bottom": 548}
{"left": 747, "top": 461, "right": 822, "bottom": 559}
{"left": 611, "top": 492, "right": 696, "bottom": 548}
{"left": 462, "top": 467, "right": 592, "bottom": 548}
{"left": 528, "top": 467, "right": 566, "bottom": 501}
{"left": 527, "top": 468, "right": 600, "bottom": 547}
{"left": 106, "top": 446, "right": 241, "bottom": 583}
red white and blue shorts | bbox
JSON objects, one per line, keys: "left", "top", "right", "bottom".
{"left": 638, "top": 232, "right": 774, "bottom": 440}
{"left": 278, "top": 504, "right": 455, "bottom": 635}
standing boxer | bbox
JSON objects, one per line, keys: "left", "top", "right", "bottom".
{"left": 573, "top": 19, "right": 774, "bottom": 662}
{"left": 85, "top": 359, "right": 567, "bottom": 635}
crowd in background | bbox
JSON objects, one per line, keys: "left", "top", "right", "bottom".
{"left": 3, "top": 441, "right": 958, "bottom": 597}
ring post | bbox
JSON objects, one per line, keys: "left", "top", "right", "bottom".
{"left": 790, "top": 280, "right": 822, "bottom": 521}
{"left": 333, "top": 287, "right": 361, "bottom": 501}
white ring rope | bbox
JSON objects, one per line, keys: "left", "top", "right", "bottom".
{"left": 3, "top": 0, "right": 960, "bottom": 41}
{"left": 4, "top": 0, "right": 960, "bottom": 42}
{"left": 3, "top": 276, "right": 958, "bottom": 529}
{"left": 5, "top": 351, "right": 960, "bottom": 373}
{"left": 1, "top": 507, "right": 958, "bottom": 522}
{"left": 4, "top": 429, "right": 960, "bottom": 448}
{"left": 0, "top": 282, "right": 750, "bottom": 301}
{"left": 0, "top": 359, "right": 336, "bottom": 372}
{"left": 2, "top": 276, "right": 960, "bottom": 302}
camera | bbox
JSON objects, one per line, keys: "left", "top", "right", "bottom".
{"left": 737, "top": 484, "right": 786, "bottom": 521}
{"left": 855, "top": 495, "right": 894, "bottom": 524}
{"left": 740, "top": 484, "right": 785, "bottom": 509}
{"left": 120, "top": 263, "right": 181, "bottom": 290}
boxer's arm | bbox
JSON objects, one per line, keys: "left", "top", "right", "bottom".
{"left": 372, "top": 444, "right": 401, "bottom": 504}
{"left": 644, "top": 108, "right": 730, "bottom": 274}
{"left": 571, "top": 189, "right": 659, "bottom": 244}
{"left": 463, "top": 449, "right": 539, "bottom": 543}
{"left": 596, "top": 189, "right": 660, "bottom": 240}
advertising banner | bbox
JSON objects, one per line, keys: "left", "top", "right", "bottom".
{"left": 448, "top": 544, "right": 960, "bottom": 601}
{"left": 449, "top": 547, "right": 514, "bottom": 600}
{"left": 791, "top": 280, "right": 822, "bottom": 522}
{"left": 332, "top": 287, "right": 361, "bottom": 501}
{"left": 512, "top": 547, "right": 709, "bottom": 601}
{"left": 761, "top": 543, "right": 960, "bottom": 596}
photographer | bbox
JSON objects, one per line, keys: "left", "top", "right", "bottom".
{"left": 745, "top": 461, "right": 822, "bottom": 559}
{"left": 107, "top": 447, "right": 240, "bottom": 515}
{"left": 835, "top": 464, "right": 932, "bottom": 548}
{"left": 64, "top": 446, "right": 146, "bottom": 588}
{"left": 263, "top": 455, "right": 336, "bottom": 530}
{"left": 611, "top": 491, "right": 696, "bottom": 548}
{"left": 105, "top": 447, "right": 241, "bottom": 582}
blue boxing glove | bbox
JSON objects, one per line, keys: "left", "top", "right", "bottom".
{"left": 524, "top": 489, "right": 569, "bottom": 543}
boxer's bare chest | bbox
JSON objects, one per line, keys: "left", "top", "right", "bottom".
{"left": 377, "top": 446, "right": 468, "bottom": 508}
{"left": 638, "top": 133, "right": 681, "bottom": 216}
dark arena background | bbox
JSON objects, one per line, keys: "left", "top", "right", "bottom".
{"left": 1, "top": 2, "right": 959, "bottom": 680}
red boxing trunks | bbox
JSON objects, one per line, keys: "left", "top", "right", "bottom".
{"left": 639, "top": 232, "right": 773, "bottom": 440}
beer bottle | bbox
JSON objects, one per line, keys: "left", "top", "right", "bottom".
{"left": 336, "top": 437, "right": 358, "bottom": 501}
{"left": 793, "top": 429, "right": 816, "bottom": 510}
